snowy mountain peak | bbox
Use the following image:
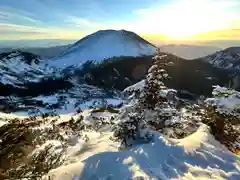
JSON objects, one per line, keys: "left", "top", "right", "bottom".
{"left": 48, "top": 29, "right": 156, "bottom": 69}
{"left": 0, "top": 51, "right": 45, "bottom": 87}
{"left": 0, "top": 51, "right": 40, "bottom": 65}
{"left": 203, "top": 46, "right": 240, "bottom": 71}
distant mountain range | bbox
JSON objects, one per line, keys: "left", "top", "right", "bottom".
{"left": 160, "top": 44, "right": 221, "bottom": 59}
{"left": 0, "top": 45, "right": 71, "bottom": 59}
{"left": 0, "top": 29, "right": 239, "bottom": 99}
{"left": 202, "top": 47, "right": 240, "bottom": 72}
{"left": 0, "top": 42, "right": 222, "bottom": 60}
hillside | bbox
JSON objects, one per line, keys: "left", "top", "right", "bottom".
{"left": 202, "top": 47, "right": 240, "bottom": 71}
{"left": 73, "top": 53, "right": 230, "bottom": 97}
{"left": 0, "top": 51, "right": 45, "bottom": 87}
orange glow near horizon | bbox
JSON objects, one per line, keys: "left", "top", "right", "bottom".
{"left": 141, "top": 29, "right": 240, "bottom": 45}
{"left": 134, "top": 0, "right": 239, "bottom": 42}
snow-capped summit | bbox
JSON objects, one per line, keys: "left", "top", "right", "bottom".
{"left": 48, "top": 30, "right": 156, "bottom": 69}
{"left": 203, "top": 47, "right": 240, "bottom": 71}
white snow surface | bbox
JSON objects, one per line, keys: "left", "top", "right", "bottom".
{"left": 124, "top": 79, "right": 146, "bottom": 93}
{"left": 124, "top": 79, "right": 176, "bottom": 99}
{"left": 47, "top": 30, "right": 156, "bottom": 69}
{"left": 1, "top": 97, "right": 240, "bottom": 180}
{"left": 0, "top": 119, "right": 7, "bottom": 127}
{"left": 12, "top": 95, "right": 123, "bottom": 117}
{"left": 6, "top": 82, "right": 122, "bottom": 116}
{"left": 45, "top": 124, "right": 240, "bottom": 180}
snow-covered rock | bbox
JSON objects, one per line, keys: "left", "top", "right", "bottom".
{"left": 47, "top": 30, "right": 156, "bottom": 69}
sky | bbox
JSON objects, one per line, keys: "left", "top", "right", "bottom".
{"left": 0, "top": 0, "right": 240, "bottom": 46}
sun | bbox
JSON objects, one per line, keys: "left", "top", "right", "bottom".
{"left": 135, "top": 0, "right": 237, "bottom": 41}
{"left": 163, "top": 30, "right": 194, "bottom": 41}
{"left": 173, "top": 36, "right": 187, "bottom": 41}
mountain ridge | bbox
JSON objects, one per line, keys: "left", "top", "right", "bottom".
{"left": 202, "top": 46, "right": 240, "bottom": 71}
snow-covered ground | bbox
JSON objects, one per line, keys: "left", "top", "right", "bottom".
{"left": 1, "top": 91, "right": 240, "bottom": 180}
{"left": 2, "top": 101, "right": 233, "bottom": 180}
{"left": 1, "top": 37, "right": 240, "bottom": 180}
{"left": 8, "top": 96, "right": 122, "bottom": 118}
{"left": 43, "top": 123, "right": 240, "bottom": 180}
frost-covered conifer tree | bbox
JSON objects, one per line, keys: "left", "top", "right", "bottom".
{"left": 114, "top": 49, "right": 176, "bottom": 146}
{"left": 113, "top": 113, "right": 151, "bottom": 147}
{"left": 139, "top": 48, "right": 169, "bottom": 110}
{"left": 138, "top": 48, "right": 177, "bottom": 129}
{"left": 203, "top": 86, "right": 240, "bottom": 152}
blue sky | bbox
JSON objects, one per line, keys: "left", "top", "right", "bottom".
{"left": 0, "top": 0, "right": 239, "bottom": 43}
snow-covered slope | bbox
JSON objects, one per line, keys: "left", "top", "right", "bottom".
{"left": 48, "top": 30, "right": 156, "bottom": 69}
{"left": 203, "top": 47, "right": 240, "bottom": 71}
{"left": 45, "top": 124, "right": 240, "bottom": 180}
{"left": 0, "top": 51, "right": 46, "bottom": 87}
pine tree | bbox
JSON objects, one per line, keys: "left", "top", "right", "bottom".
{"left": 138, "top": 48, "right": 177, "bottom": 129}
{"left": 139, "top": 48, "right": 169, "bottom": 110}
{"left": 113, "top": 49, "right": 173, "bottom": 147}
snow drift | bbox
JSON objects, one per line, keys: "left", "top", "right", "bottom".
{"left": 45, "top": 125, "right": 240, "bottom": 180}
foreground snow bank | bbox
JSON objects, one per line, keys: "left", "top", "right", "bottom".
{"left": 45, "top": 125, "right": 240, "bottom": 180}
{"left": 44, "top": 131, "right": 119, "bottom": 180}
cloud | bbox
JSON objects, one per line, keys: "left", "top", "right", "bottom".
{"left": 0, "top": 23, "right": 84, "bottom": 40}
{"left": 0, "top": 5, "right": 86, "bottom": 40}
{"left": 193, "top": 29, "right": 240, "bottom": 40}
{"left": 64, "top": 16, "right": 107, "bottom": 30}
{"left": 0, "top": 7, "right": 41, "bottom": 24}
{"left": 0, "top": 0, "right": 239, "bottom": 41}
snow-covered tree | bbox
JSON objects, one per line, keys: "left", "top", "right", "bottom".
{"left": 205, "top": 86, "right": 240, "bottom": 118}
{"left": 114, "top": 49, "right": 177, "bottom": 146}
{"left": 138, "top": 48, "right": 178, "bottom": 129}
{"left": 139, "top": 48, "right": 168, "bottom": 110}
{"left": 113, "top": 113, "right": 151, "bottom": 147}
{"left": 202, "top": 86, "right": 240, "bottom": 152}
